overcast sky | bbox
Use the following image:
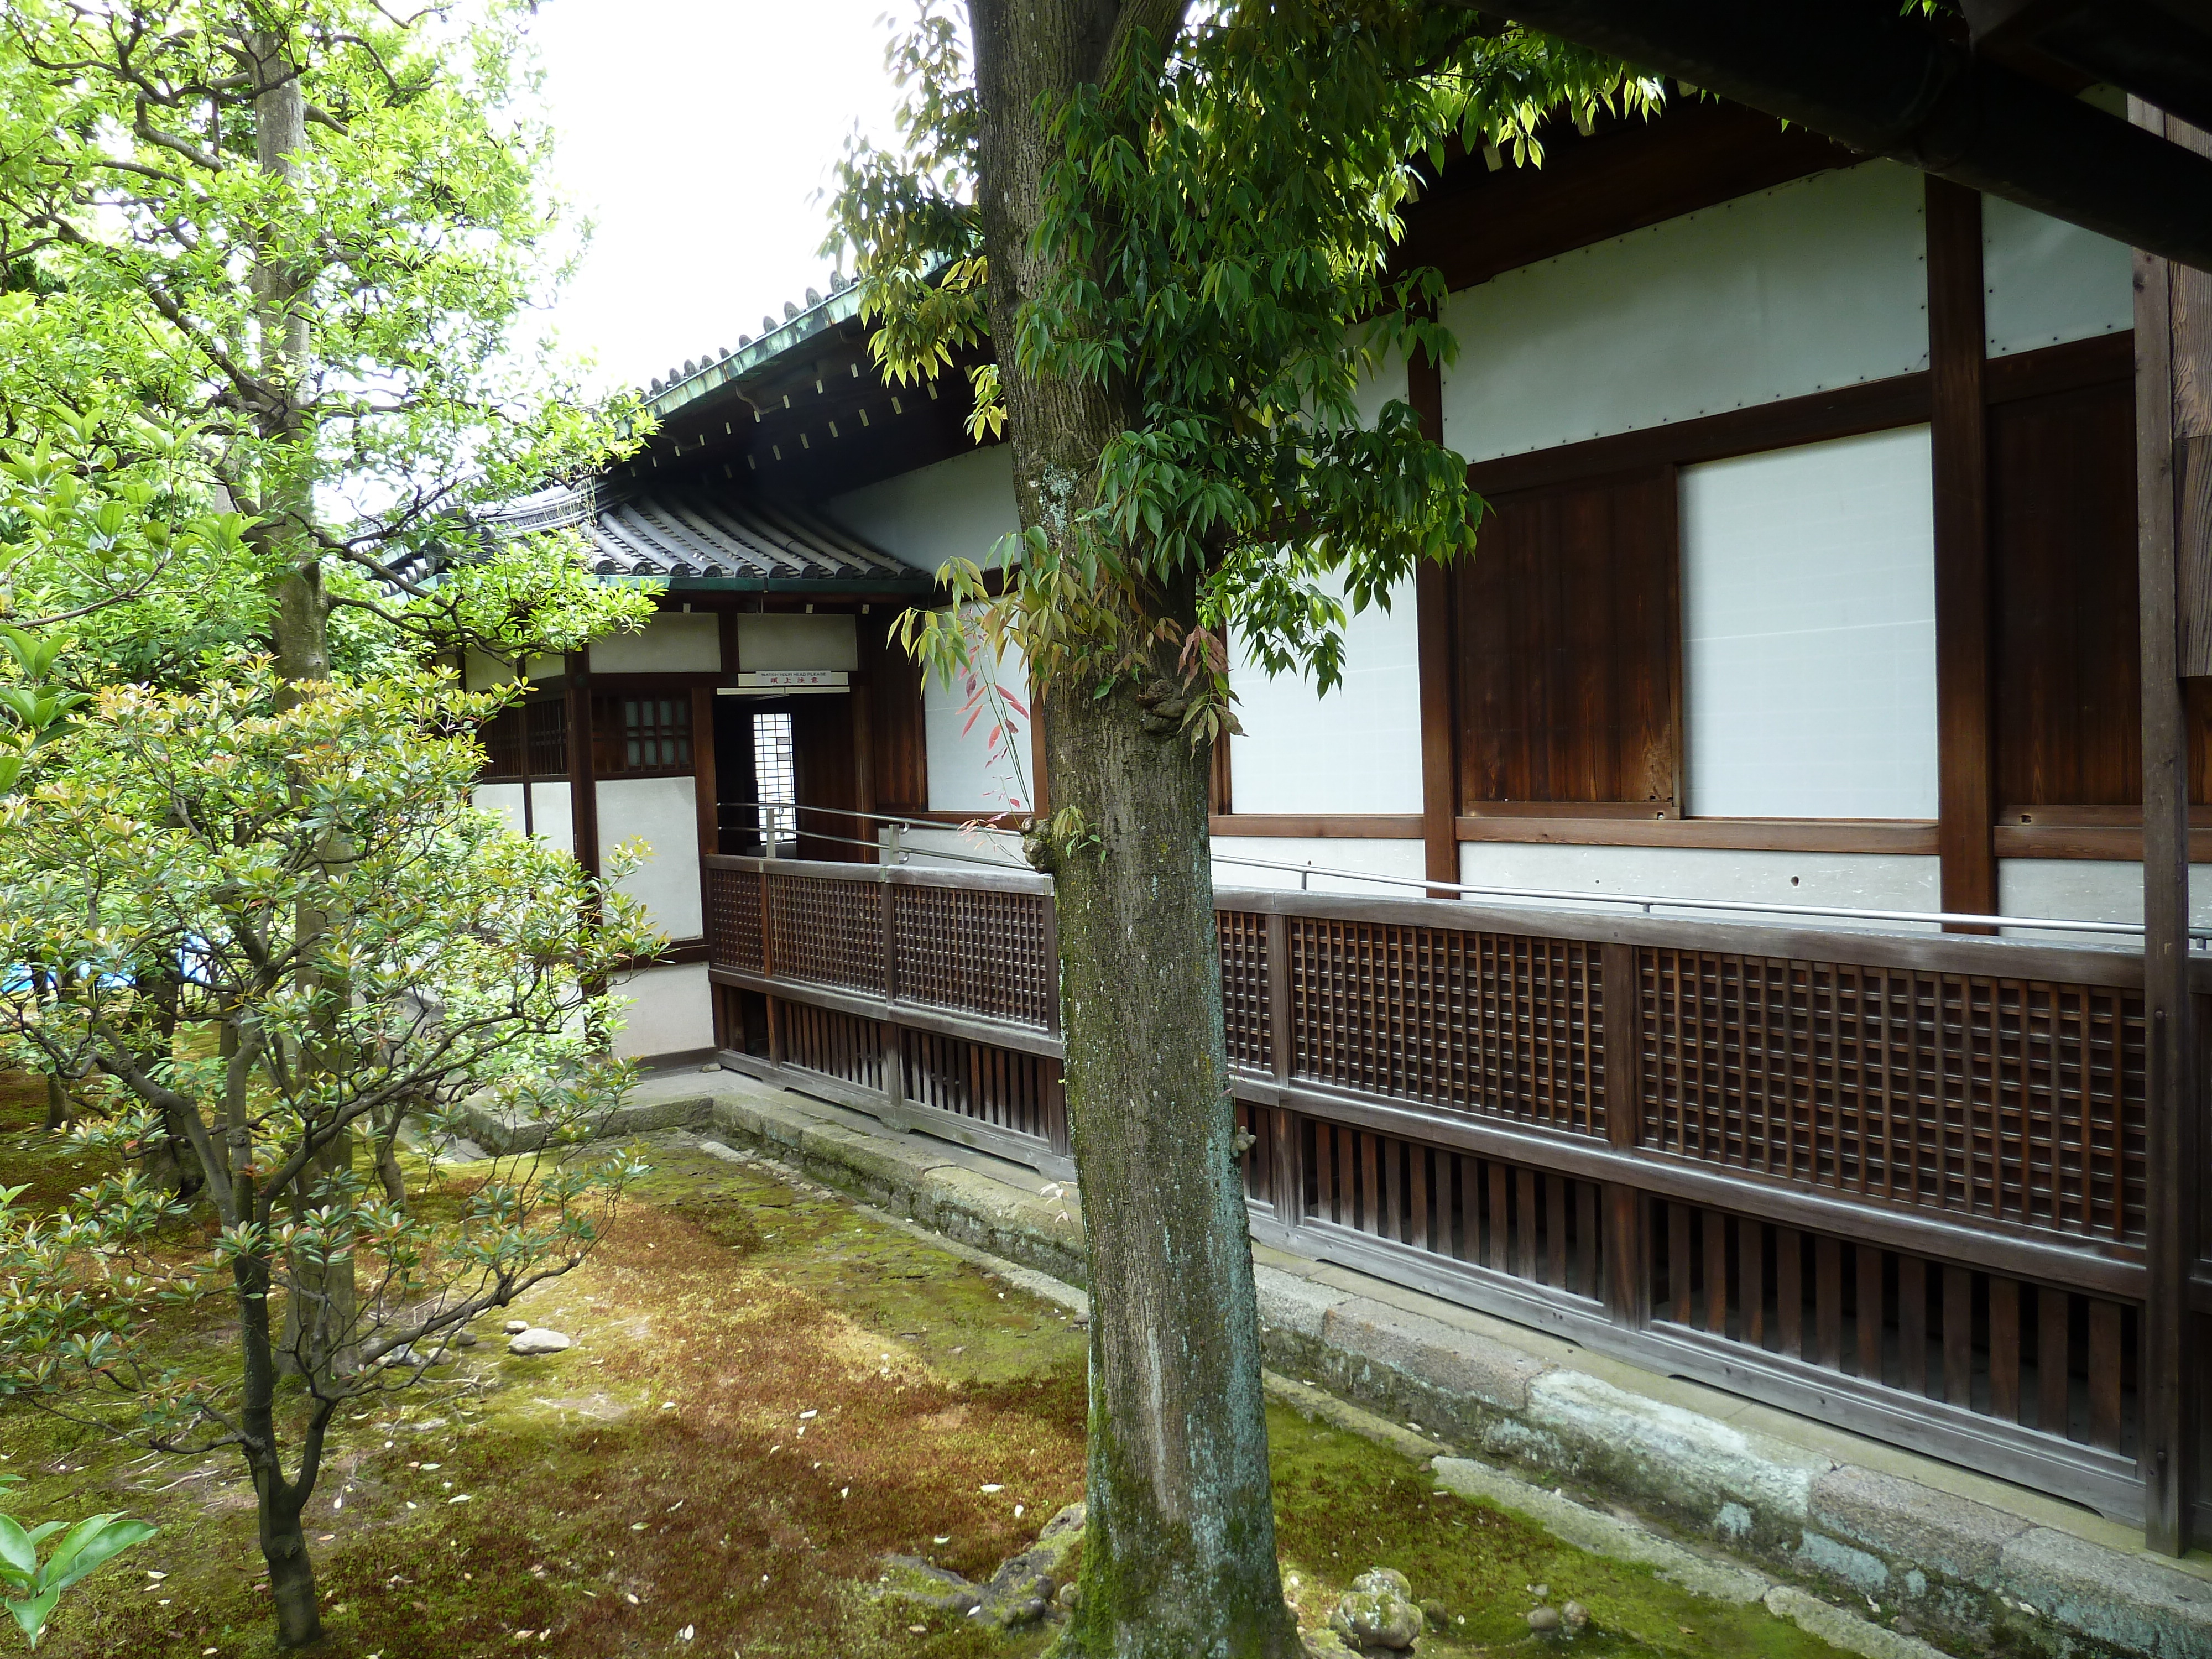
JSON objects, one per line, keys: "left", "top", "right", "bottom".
{"left": 529, "top": 1, "right": 910, "bottom": 395}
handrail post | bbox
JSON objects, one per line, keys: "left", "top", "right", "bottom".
{"left": 1601, "top": 941, "right": 1649, "bottom": 1331}
{"left": 1267, "top": 907, "right": 1300, "bottom": 1225}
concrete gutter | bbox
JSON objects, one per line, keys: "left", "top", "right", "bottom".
{"left": 551, "top": 1067, "right": 2212, "bottom": 1658}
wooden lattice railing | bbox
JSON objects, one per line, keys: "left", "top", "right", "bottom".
{"left": 702, "top": 853, "right": 2199, "bottom": 1533}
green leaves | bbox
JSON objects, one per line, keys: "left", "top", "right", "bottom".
{"left": 0, "top": 1496, "right": 156, "bottom": 1649}
{"left": 832, "top": 0, "right": 1656, "bottom": 728}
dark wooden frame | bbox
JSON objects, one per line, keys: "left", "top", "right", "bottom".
{"left": 705, "top": 852, "right": 2193, "bottom": 1531}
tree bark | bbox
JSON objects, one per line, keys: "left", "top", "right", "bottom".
{"left": 237, "top": 1251, "right": 325, "bottom": 1649}
{"left": 248, "top": 28, "right": 356, "bottom": 1384}
{"left": 43, "top": 1071, "right": 70, "bottom": 1133}
{"left": 967, "top": 3, "right": 1298, "bottom": 1653}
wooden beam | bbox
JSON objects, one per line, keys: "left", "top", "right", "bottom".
{"left": 1209, "top": 814, "right": 1425, "bottom": 839}
{"left": 1464, "top": 0, "right": 2212, "bottom": 273}
{"left": 691, "top": 685, "right": 720, "bottom": 864}
{"left": 566, "top": 653, "right": 599, "bottom": 881}
{"left": 1927, "top": 178, "right": 1998, "bottom": 926}
{"left": 2132, "top": 94, "right": 2202, "bottom": 1558}
{"left": 1408, "top": 342, "right": 1459, "bottom": 897}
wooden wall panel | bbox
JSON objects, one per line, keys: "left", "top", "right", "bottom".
{"left": 1455, "top": 468, "right": 1678, "bottom": 810}
{"left": 862, "top": 611, "right": 930, "bottom": 813}
{"left": 1992, "top": 379, "right": 2145, "bottom": 805}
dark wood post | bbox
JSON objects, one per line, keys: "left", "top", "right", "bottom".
{"left": 1601, "top": 941, "right": 1649, "bottom": 1329}
{"left": 1926, "top": 177, "right": 1998, "bottom": 927}
{"left": 1407, "top": 343, "right": 1460, "bottom": 898}
{"left": 565, "top": 651, "right": 598, "bottom": 880}
{"left": 880, "top": 872, "right": 905, "bottom": 1113}
{"left": 2132, "top": 96, "right": 2205, "bottom": 1557}
{"left": 1266, "top": 909, "right": 1300, "bottom": 1224}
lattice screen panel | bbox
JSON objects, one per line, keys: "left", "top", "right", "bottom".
{"left": 902, "top": 1030, "right": 1062, "bottom": 1146}
{"left": 1639, "top": 951, "right": 2148, "bottom": 1243}
{"left": 1237, "top": 1100, "right": 1279, "bottom": 1207}
{"left": 776, "top": 1000, "right": 884, "bottom": 1094}
{"left": 1303, "top": 1119, "right": 1605, "bottom": 1301}
{"left": 1289, "top": 921, "right": 1604, "bottom": 1136}
{"left": 768, "top": 877, "right": 886, "bottom": 997}
{"left": 1219, "top": 911, "right": 1272, "bottom": 1074}
{"left": 1651, "top": 1199, "right": 2139, "bottom": 1456}
{"left": 893, "top": 884, "right": 1055, "bottom": 1028}
{"left": 706, "top": 868, "right": 764, "bottom": 973}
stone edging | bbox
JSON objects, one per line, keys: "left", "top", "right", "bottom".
{"left": 604, "top": 1073, "right": 2211, "bottom": 1659}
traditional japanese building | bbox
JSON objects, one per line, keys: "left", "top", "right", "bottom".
{"left": 478, "top": 91, "right": 2171, "bottom": 1065}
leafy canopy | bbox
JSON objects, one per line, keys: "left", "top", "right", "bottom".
{"left": 827, "top": 0, "right": 1658, "bottom": 738}
{"left": 0, "top": 0, "right": 654, "bottom": 674}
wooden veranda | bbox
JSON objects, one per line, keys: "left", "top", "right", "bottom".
{"left": 703, "top": 851, "right": 2190, "bottom": 1539}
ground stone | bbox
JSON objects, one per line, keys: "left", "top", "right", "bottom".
{"left": 1330, "top": 1566, "right": 1421, "bottom": 1651}
{"left": 1996, "top": 1527, "right": 2212, "bottom": 1657}
{"left": 1526, "top": 1605, "right": 1561, "bottom": 1633}
{"left": 507, "top": 1328, "right": 572, "bottom": 1355}
{"left": 503, "top": 1319, "right": 529, "bottom": 1334}
{"left": 1809, "top": 1465, "right": 2031, "bottom": 1586}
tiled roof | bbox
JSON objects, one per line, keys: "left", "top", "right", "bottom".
{"left": 578, "top": 489, "right": 921, "bottom": 588}
{"left": 639, "top": 274, "right": 864, "bottom": 424}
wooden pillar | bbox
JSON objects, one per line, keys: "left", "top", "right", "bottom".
{"left": 566, "top": 650, "right": 599, "bottom": 881}
{"left": 851, "top": 669, "right": 878, "bottom": 863}
{"left": 1926, "top": 178, "right": 1997, "bottom": 927}
{"left": 2132, "top": 96, "right": 2205, "bottom": 1558}
{"left": 1407, "top": 342, "right": 1459, "bottom": 897}
{"left": 1601, "top": 941, "right": 1649, "bottom": 1329}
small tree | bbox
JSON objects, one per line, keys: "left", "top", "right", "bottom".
{"left": 830, "top": 3, "right": 1645, "bottom": 1651}
{"left": 0, "top": 665, "right": 659, "bottom": 1650}
{"left": 0, "top": 9, "right": 657, "bottom": 1615}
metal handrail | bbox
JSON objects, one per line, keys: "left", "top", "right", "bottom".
{"left": 724, "top": 801, "right": 2198, "bottom": 943}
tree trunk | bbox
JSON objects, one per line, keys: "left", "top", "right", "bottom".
{"left": 237, "top": 1251, "right": 325, "bottom": 1649}
{"left": 260, "top": 1495, "right": 321, "bottom": 1648}
{"left": 373, "top": 1099, "right": 409, "bottom": 1209}
{"left": 43, "top": 1072, "right": 70, "bottom": 1133}
{"left": 967, "top": 2, "right": 1298, "bottom": 1653}
{"left": 249, "top": 29, "right": 356, "bottom": 1384}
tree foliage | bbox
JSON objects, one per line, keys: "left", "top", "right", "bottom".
{"left": 0, "top": 667, "right": 658, "bottom": 1648}
{"left": 830, "top": 0, "right": 1660, "bottom": 763}
{"left": 0, "top": 0, "right": 653, "bottom": 672}
{"left": 0, "top": 2, "right": 664, "bottom": 1648}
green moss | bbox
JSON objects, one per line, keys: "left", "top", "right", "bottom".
{"left": 1267, "top": 1404, "right": 1850, "bottom": 1658}
{"left": 2, "top": 1121, "right": 1869, "bottom": 1659}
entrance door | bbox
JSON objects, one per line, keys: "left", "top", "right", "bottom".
{"left": 709, "top": 693, "right": 859, "bottom": 859}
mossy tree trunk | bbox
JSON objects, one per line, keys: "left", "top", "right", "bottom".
{"left": 246, "top": 28, "right": 357, "bottom": 1386}
{"left": 968, "top": 2, "right": 1300, "bottom": 1653}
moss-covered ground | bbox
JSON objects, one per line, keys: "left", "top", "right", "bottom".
{"left": 0, "top": 1072, "right": 1861, "bottom": 1658}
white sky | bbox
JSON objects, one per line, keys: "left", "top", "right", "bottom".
{"left": 528, "top": 0, "right": 910, "bottom": 395}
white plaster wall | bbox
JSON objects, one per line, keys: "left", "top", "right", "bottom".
{"left": 475, "top": 783, "right": 526, "bottom": 836}
{"left": 1997, "top": 859, "right": 2212, "bottom": 947}
{"left": 1211, "top": 837, "right": 1427, "bottom": 898}
{"left": 591, "top": 612, "right": 720, "bottom": 675}
{"left": 1350, "top": 351, "right": 1410, "bottom": 429}
{"left": 924, "top": 626, "right": 1034, "bottom": 813}
{"left": 1680, "top": 426, "right": 1939, "bottom": 818}
{"left": 597, "top": 776, "right": 703, "bottom": 940}
{"left": 888, "top": 824, "right": 1030, "bottom": 870}
{"left": 1441, "top": 162, "right": 1928, "bottom": 463}
{"left": 1228, "top": 579, "right": 1422, "bottom": 815}
{"left": 735, "top": 613, "right": 858, "bottom": 671}
{"left": 1457, "top": 842, "right": 1942, "bottom": 932}
{"left": 824, "top": 444, "right": 1022, "bottom": 574}
{"left": 471, "top": 781, "right": 573, "bottom": 859}
{"left": 463, "top": 650, "right": 518, "bottom": 691}
{"left": 1982, "top": 198, "right": 2132, "bottom": 359}
{"left": 611, "top": 961, "right": 714, "bottom": 1061}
